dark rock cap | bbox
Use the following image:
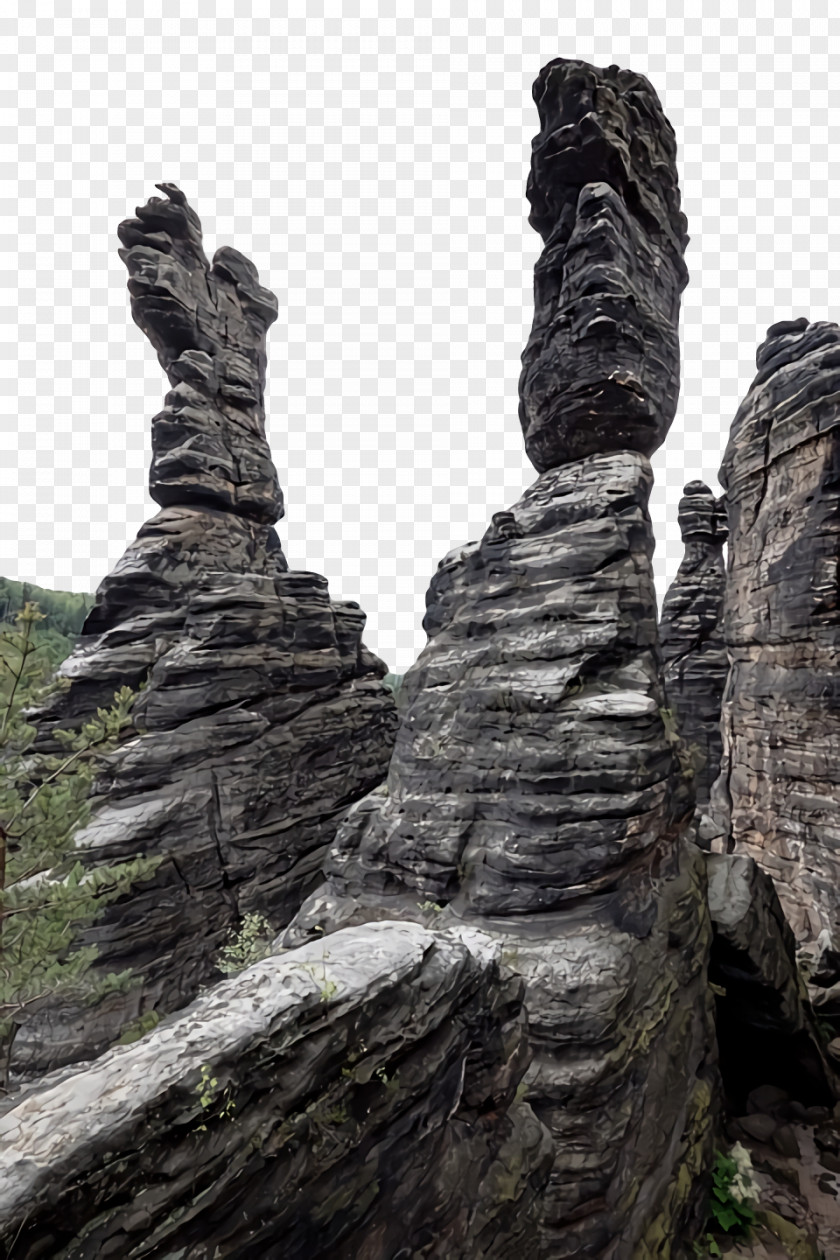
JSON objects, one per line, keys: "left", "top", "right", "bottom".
{"left": 678, "top": 480, "right": 728, "bottom": 544}
{"left": 526, "top": 59, "right": 688, "bottom": 263}
{"left": 519, "top": 58, "right": 689, "bottom": 473}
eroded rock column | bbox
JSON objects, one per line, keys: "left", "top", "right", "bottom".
{"left": 660, "top": 481, "right": 729, "bottom": 813}
{"left": 287, "top": 59, "right": 718, "bottom": 1257}
{"left": 16, "top": 186, "right": 397, "bottom": 1076}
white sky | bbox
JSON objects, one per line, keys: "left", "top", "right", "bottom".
{"left": 2, "top": 1, "right": 835, "bottom": 671}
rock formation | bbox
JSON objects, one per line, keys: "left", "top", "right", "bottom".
{"left": 0, "top": 923, "right": 553, "bottom": 1258}
{"left": 285, "top": 58, "right": 719, "bottom": 1257}
{"left": 710, "top": 318, "right": 840, "bottom": 1015}
{"left": 14, "top": 185, "right": 397, "bottom": 1076}
{"left": 659, "top": 481, "right": 729, "bottom": 813}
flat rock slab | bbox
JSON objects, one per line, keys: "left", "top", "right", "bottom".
{"left": 0, "top": 922, "right": 552, "bottom": 1259}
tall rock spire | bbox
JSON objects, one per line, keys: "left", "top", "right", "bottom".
{"left": 286, "top": 59, "right": 717, "bottom": 1256}
{"left": 660, "top": 480, "right": 729, "bottom": 813}
{"left": 15, "top": 187, "right": 398, "bottom": 1077}
{"left": 118, "top": 182, "right": 284, "bottom": 523}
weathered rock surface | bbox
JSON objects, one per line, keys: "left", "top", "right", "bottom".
{"left": 285, "top": 57, "right": 718, "bottom": 1256}
{"left": 660, "top": 481, "right": 729, "bottom": 812}
{"left": 0, "top": 922, "right": 553, "bottom": 1259}
{"left": 705, "top": 853, "right": 836, "bottom": 1111}
{"left": 15, "top": 185, "right": 397, "bottom": 1076}
{"left": 287, "top": 451, "right": 718, "bottom": 1257}
{"left": 709, "top": 318, "right": 840, "bottom": 1009}
{"left": 518, "top": 58, "right": 689, "bottom": 472}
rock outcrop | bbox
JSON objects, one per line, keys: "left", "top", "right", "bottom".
{"left": 710, "top": 318, "right": 840, "bottom": 1014}
{"left": 285, "top": 57, "right": 718, "bottom": 1257}
{"left": 660, "top": 481, "right": 729, "bottom": 813}
{"left": 14, "top": 185, "right": 397, "bottom": 1076}
{"left": 0, "top": 922, "right": 553, "bottom": 1259}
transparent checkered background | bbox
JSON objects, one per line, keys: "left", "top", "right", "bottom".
{"left": 1, "top": 1, "right": 835, "bottom": 672}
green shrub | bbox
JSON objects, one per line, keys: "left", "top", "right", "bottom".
{"left": 0, "top": 602, "right": 161, "bottom": 1089}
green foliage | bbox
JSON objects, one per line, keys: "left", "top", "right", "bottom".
{"left": 319, "top": 978, "right": 338, "bottom": 1002}
{"left": 301, "top": 951, "right": 338, "bottom": 1002}
{"left": 216, "top": 911, "right": 274, "bottom": 976}
{"left": 0, "top": 580, "right": 92, "bottom": 698}
{"left": 196, "top": 1062, "right": 219, "bottom": 1109}
{"left": 706, "top": 1146, "right": 759, "bottom": 1238}
{"left": 0, "top": 577, "right": 93, "bottom": 641}
{"left": 383, "top": 672, "right": 403, "bottom": 696}
{"left": 658, "top": 706, "right": 704, "bottom": 782}
{"left": 193, "top": 1063, "right": 235, "bottom": 1132}
{"left": 416, "top": 900, "right": 444, "bottom": 913}
{"left": 0, "top": 602, "right": 161, "bottom": 1088}
{"left": 117, "top": 1010, "right": 161, "bottom": 1045}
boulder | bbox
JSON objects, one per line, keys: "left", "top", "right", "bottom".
{"left": 518, "top": 59, "right": 689, "bottom": 471}
{"left": 0, "top": 922, "right": 553, "bottom": 1259}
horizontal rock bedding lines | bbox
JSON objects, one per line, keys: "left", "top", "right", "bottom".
{"left": 14, "top": 184, "right": 397, "bottom": 1076}
{"left": 285, "top": 57, "right": 719, "bottom": 1259}
{"left": 710, "top": 317, "right": 840, "bottom": 1013}
{"left": 519, "top": 59, "right": 689, "bottom": 471}
{"left": 659, "top": 480, "right": 729, "bottom": 814}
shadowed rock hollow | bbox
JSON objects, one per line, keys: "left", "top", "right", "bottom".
{"left": 285, "top": 57, "right": 718, "bottom": 1258}
{"left": 15, "top": 185, "right": 398, "bottom": 1077}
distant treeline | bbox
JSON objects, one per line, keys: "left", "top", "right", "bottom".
{"left": 0, "top": 578, "right": 94, "bottom": 675}
{"left": 0, "top": 578, "right": 93, "bottom": 639}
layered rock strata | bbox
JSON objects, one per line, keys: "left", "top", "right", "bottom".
{"left": 710, "top": 318, "right": 840, "bottom": 1010}
{"left": 15, "top": 185, "right": 397, "bottom": 1075}
{"left": 659, "top": 481, "right": 729, "bottom": 813}
{"left": 287, "top": 58, "right": 718, "bottom": 1257}
{"left": 0, "top": 923, "right": 553, "bottom": 1258}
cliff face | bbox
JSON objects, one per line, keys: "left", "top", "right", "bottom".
{"left": 286, "top": 58, "right": 718, "bottom": 1257}
{"left": 0, "top": 923, "right": 553, "bottom": 1259}
{"left": 15, "top": 186, "right": 398, "bottom": 1075}
{"left": 660, "top": 481, "right": 729, "bottom": 813}
{"left": 710, "top": 317, "right": 840, "bottom": 1012}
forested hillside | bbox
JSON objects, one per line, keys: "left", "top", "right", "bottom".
{"left": 0, "top": 578, "right": 93, "bottom": 674}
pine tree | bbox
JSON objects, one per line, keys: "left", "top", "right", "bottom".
{"left": 0, "top": 602, "right": 161, "bottom": 1090}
